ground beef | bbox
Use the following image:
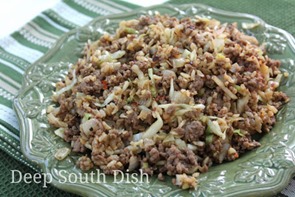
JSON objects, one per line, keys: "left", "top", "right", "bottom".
{"left": 77, "top": 156, "right": 94, "bottom": 171}
{"left": 76, "top": 75, "right": 103, "bottom": 95}
{"left": 184, "top": 121, "right": 205, "bottom": 142}
{"left": 148, "top": 148, "right": 160, "bottom": 164}
{"left": 71, "top": 136, "right": 87, "bottom": 153}
{"left": 232, "top": 134, "right": 260, "bottom": 153}
{"left": 165, "top": 146, "right": 198, "bottom": 176}
{"left": 189, "top": 76, "right": 204, "bottom": 91}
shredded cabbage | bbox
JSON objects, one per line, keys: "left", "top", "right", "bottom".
{"left": 207, "top": 119, "right": 226, "bottom": 140}
{"left": 158, "top": 103, "right": 205, "bottom": 110}
{"left": 233, "top": 129, "right": 244, "bottom": 137}
{"left": 53, "top": 68, "right": 77, "bottom": 100}
{"left": 94, "top": 93, "right": 114, "bottom": 107}
{"left": 148, "top": 68, "right": 157, "bottom": 97}
{"left": 212, "top": 76, "right": 237, "bottom": 100}
{"left": 141, "top": 112, "right": 163, "bottom": 139}
{"left": 242, "top": 22, "right": 260, "bottom": 29}
{"left": 169, "top": 78, "right": 174, "bottom": 101}
{"left": 82, "top": 113, "right": 92, "bottom": 123}
{"left": 47, "top": 113, "right": 67, "bottom": 128}
{"left": 237, "top": 94, "right": 250, "bottom": 113}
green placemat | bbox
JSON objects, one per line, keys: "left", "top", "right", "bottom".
{"left": 0, "top": 0, "right": 294, "bottom": 196}
{"left": 170, "top": 0, "right": 294, "bottom": 36}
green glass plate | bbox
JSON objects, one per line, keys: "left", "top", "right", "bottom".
{"left": 13, "top": 4, "right": 295, "bottom": 197}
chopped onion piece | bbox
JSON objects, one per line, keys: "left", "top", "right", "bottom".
{"left": 111, "top": 50, "right": 126, "bottom": 59}
{"left": 182, "top": 49, "right": 191, "bottom": 58}
{"left": 187, "top": 144, "right": 197, "bottom": 151}
{"left": 54, "top": 147, "right": 71, "bottom": 160}
{"left": 100, "top": 50, "right": 125, "bottom": 62}
{"left": 54, "top": 128, "right": 65, "bottom": 139}
{"left": 172, "top": 58, "right": 186, "bottom": 68}
{"left": 196, "top": 70, "right": 204, "bottom": 77}
{"left": 122, "top": 81, "right": 130, "bottom": 91}
{"left": 190, "top": 49, "right": 197, "bottom": 62}
{"left": 175, "top": 139, "right": 186, "bottom": 149}
{"left": 175, "top": 174, "right": 197, "bottom": 189}
{"left": 80, "top": 118, "right": 98, "bottom": 136}
{"left": 128, "top": 156, "right": 139, "bottom": 171}
{"left": 212, "top": 38, "right": 224, "bottom": 53}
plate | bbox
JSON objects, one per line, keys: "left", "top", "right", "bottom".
{"left": 13, "top": 4, "right": 295, "bottom": 197}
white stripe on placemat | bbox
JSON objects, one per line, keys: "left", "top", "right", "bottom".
{"left": 73, "top": 0, "right": 111, "bottom": 15}
{"left": 0, "top": 104, "right": 19, "bottom": 131}
{"left": 0, "top": 124, "right": 20, "bottom": 141}
{"left": 19, "top": 29, "right": 51, "bottom": 48}
{"left": 0, "top": 88, "right": 15, "bottom": 101}
{"left": 0, "top": 58, "right": 24, "bottom": 74}
{"left": 85, "top": 0, "right": 123, "bottom": 13}
{"left": 74, "top": 0, "right": 119, "bottom": 14}
{"left": 23, "top": 25, "right": 57, "bottom": 44}
{"left": 0, "top": 36, "right": 44, "bottom": 63}
{"left": 0, "top": 50, "right": 28, "bottom": 70}
{"left": 51, "top": 1, "right": 93, "bottom": 26}
{"left": 0, "top": 72, "right": 21, "bottom": 88}
{"left": 39, "top": 13, "right": 70, "bottom": 33}
{"left": 122, "top": 0, "right": 169, "bottom": 7}
{"left": 0, "top": 79, "right": 18, "bottom": 95}
{"left": 101, "top": 0, "right": 132, "bottom": 11}
{"left": 28, "top": 22, "right": 60, "bottom": 39}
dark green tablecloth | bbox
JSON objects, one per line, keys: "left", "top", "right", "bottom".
{"left": 0, "top": 0, "right": 294, "bottom": 196}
